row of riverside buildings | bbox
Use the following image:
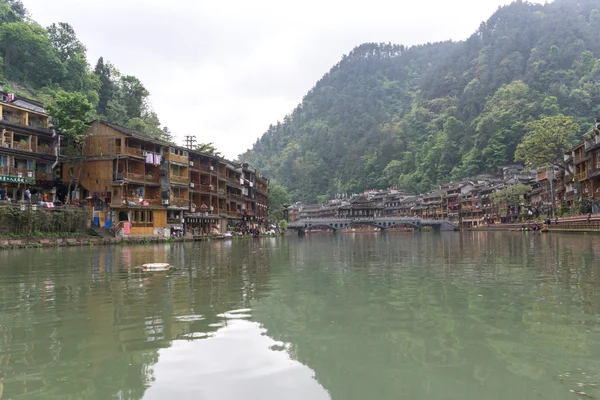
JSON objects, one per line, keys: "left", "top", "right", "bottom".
{"left": 288, "top": 165, "right": 537, "bottom": 229}
{"left": 0, "top": 92, "right": 269, "bottom": 237}
{"left": 289, "top": 119, "right": 600, "bottom": 228}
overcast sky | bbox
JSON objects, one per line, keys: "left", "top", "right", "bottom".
{"left": 24, "top": 0, "right": 536, "bottom": 159}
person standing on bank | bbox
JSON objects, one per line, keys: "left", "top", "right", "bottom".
{"left": 24, "top": 188, "right": 31, "bottom": 203}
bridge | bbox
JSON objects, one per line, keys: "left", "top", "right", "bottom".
{"left": 287, "top": 217, "right": 458, "bottom": 233}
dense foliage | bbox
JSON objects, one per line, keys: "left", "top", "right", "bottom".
{"left": 0, "top": 207, "right": 88, "bottom": 235}
{"left": 0, "top": 0, "right": 171, "bottom": 141}
{"left": 514, "top": 114, "right": 580, "bottom": 172}
{"left": 240, "top": 0, "right": 600, "bottom": 202}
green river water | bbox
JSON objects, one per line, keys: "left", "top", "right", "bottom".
{"left": 1, "top": 232, "right": 600, "bottom": 399}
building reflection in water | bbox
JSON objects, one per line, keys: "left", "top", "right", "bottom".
{"left": 0, "top": 239, "right": 328, "bottom": 400}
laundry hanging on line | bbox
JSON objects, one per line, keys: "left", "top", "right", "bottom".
{"left": 145, "top": 152, "right": 162, "bottom": 166}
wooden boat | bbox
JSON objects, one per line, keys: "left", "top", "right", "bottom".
{"left": 142, "top": 263, "right": 170, "bottom": 272}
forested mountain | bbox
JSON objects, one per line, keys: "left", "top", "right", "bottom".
{"left": 239, "top": 0, "right": 600, "bottom": 202}
{"left": 0, "top": 0, "right": 171, "bottom": 141}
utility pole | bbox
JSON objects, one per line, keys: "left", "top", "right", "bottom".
{"left": 184, "top": 135, "right": 196, "bottom": 150}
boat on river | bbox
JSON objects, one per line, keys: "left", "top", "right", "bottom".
{"left": 142, "top": 263, "right": 170, "bottom": 272}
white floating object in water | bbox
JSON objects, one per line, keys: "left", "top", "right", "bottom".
{"left": 142, "top": 263, "right": 170, "bottom": 272}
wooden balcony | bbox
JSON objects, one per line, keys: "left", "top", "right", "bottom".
{"left": 37, "top": 143, "right": 55, "bottom": 155}
{"left": 111, "top": 197, "right": 162, "bottom": 207}
{"left": 170, "top": 174, "right": 189, "bottom": 185}
{"left": 199, "top": 164, "right": 216, "bottom": 173}
{"left": 171, "top": 198, "right": 189, "bottom": 207}
{"left": 576, "top": 171, "right": 589, "bottom": 181}
{"left": 168, "top": 153, "right": 188, "bottom": 164}
{"left": 589, "top": 163, "right": 600, "bottom": 178}
{"left": 226, "top": 178, "right": 242, "bottom": 188}
{"left": 35, "top": 171, "right": 54, "bottom": 181}
{"left": 116, "top": 146, "right": 144, "bottom": 158}
{"left": 116, "top": 172, "right": 160, "bottom": 185}
{"left": 2, "top": 114, "right": 25, "bottom": 125}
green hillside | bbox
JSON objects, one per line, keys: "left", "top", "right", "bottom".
{"left": 239, "top": 0, "right": 600, "bottom": 202}
{"left": 0, "top": 0, "right": 171, "bottom": 141}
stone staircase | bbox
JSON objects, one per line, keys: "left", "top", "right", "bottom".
{"left": 89, "top": 226, "right": 114, "bottom": 238}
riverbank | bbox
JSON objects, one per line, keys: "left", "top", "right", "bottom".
{"left": 466, "top": 216, "right": 600, "bottom": 233}
{"left": 0, "top": 232, "right": 282, "bottom": 250}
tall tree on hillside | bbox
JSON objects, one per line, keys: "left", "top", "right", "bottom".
{"left": 120, "top": 75, "right": 149, "bottom": 119}
{"left": 94, "top": 57, "right": 118, "bottom": 116}
{"left": 47, "top": 22, "right": 85, "bottom": 61}
{"left": 48, "top": 91, "right": 92, "bottom": 204}
{"left": 514, "top": 114, "right": 580, "bottom": 172}
{"left": 48, "top": 22, "right": 99, "bottom": 94}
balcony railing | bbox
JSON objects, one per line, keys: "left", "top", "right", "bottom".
{"left": 35, "top": 171, "right": 53, "bottom": 180}
{"left": 2, "top": 115, "right": 25, "bottom": 125}
{"left": 170, "top": 175, "right": 188, "bottom": 185}
{"left": 199, "top": 165, "right": 216, "bottom": 173}
{"left": 37, "top": 144, "right": 55, "bottom": 155}
{"left": 576, "top": 171, "right": 589, "bottom": 181}
{"left": 575, "top": 154, "right": 589, "bottom": 164}
{"left": 168, "top": 153, "right": 188, "bottom": 164}
{"left": 590, "top": 163, "right": 600, "bottom": 178}
{"left": 116, "top": 146, "right": 144, "bottom": 158}
{"left": 199, "top": 184, "right": 216, "bottom": 193}
{"left": 171, "top": 198, "right": 189, "bottom": 207}
{"left": 114, "top": 172, "right": 160, "bottom": 184}
{"left": 112, "top": 197, "right": 162, "bottom": 207}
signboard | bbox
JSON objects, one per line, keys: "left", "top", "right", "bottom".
{"left": 123, "top": 222, "right": 131, "bottom": 235}
{"left": 0, "top": 175, "right": 35, "bottom": 184}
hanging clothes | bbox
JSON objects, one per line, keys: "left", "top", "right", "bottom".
{"left": 146, "top": 152, "right": 154, "bottom": 164}
{"left": 154, "top": 154, "right": 162, "bottom": 166}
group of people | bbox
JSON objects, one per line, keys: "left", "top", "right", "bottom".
{"left": 0, "top": 186, "right": 50, "bottom": 203}
{"left": 229, "top": 222, "right": 265, "bottom": 236}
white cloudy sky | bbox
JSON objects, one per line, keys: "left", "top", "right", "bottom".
{"left": 25, "top": 0, "right": 536, "bottom": 159}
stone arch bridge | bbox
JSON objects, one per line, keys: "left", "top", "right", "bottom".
{"left": 287, "top": 217, "right": 457, "bottom": 233}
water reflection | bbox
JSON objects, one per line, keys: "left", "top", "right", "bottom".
{"left": 0, "top": 239, "right": 327, "bottom": 399}
{"left": 255, "top": 232, "right": 600, "bottom": 400}
{"left": 1, "top": 233, "right": 600, "bottom": 399}
{"left": 146, "top": 319, "right": 328, "bottom": 400}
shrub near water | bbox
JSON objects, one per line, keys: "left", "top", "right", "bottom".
{"left": 0, "top": 208, "right": 88, "bottom": 236}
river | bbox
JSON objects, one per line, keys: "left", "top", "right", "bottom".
{"left": 1, "top": 232, "right": 600, "bottom": 399}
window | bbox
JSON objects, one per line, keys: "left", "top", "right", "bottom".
{"left": 132, "top": 210, "right": 153, "bottom": 226}
{"left": 0, "top": 156, "right": 6, "bottom": 166}
{"left": 182, "top": 151, "right": 188, "bottom": 157}
{"left": 170, "top": 148, "right": 176, "bottom": 155}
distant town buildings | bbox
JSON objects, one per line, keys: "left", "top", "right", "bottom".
{"left": 0, "top": 93, "right": 269, "bottom": 237}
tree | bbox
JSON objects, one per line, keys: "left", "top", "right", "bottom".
{"left": 195, "top": 142, "right": 222, "bottom": 157}
{"left": 48, "top": 91, "right": 92, "bottom": 204}
{"left": 514, "top": 114, "right": 580, "bottom": 172}
{"left": 0, "top": 22, "right": 63, "bottom": 86}
{"left": 490, "top": 184, "right": 531, "bottom": 206}
{"left": 47, "top": 22, "right": 86, "bottom": 62}
{"left": 268, "top": 182, "right": 291, "bottom": 221}
{"left": 94, "top": 57, "right": 119, "bottom": 116}
{"left": 0, "top": 0, "right": 25, "bottom": 24}
{"left": 119, "top": 75, "right": 149, "bottom": 119}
